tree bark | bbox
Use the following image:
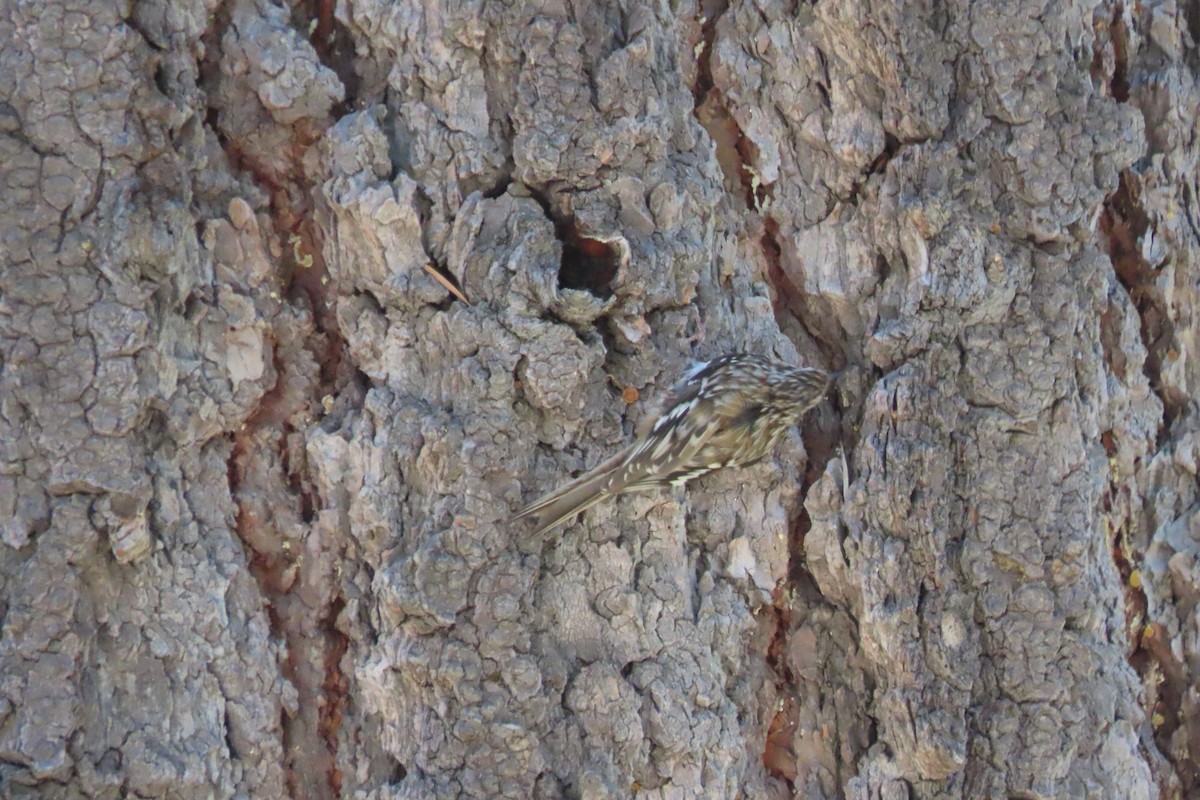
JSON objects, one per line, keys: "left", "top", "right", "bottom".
{"left": 1, "top": 0, "right": 1198, "bottom": 798}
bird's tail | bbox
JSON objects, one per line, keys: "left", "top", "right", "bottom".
{"left": 513, "top": 447, "right": 639, "bottom": 535}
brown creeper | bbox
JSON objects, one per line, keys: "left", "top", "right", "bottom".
{"left": 514, "top": 354, "right": 834, "bottom": 534}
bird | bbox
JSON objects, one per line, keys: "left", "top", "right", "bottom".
{"left": 513, "top": 353, "right": 835, "bottom": 535}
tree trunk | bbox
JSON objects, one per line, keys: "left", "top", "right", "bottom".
{"left": 2, "top": 0, "right": 1198, "bottom": 797}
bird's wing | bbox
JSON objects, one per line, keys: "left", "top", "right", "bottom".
{"left": 512, "top": 377, "right": 712, "bottom": 535}
{"left": 514, "top": 355, "right": 763, "bottom": 533}
{"left": 621, "top": 372, "right": 758, "bottom": 490}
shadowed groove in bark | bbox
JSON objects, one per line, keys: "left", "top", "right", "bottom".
{"left": 688, "top": 2, "right": 857, "bottom": 789}
{"left": 1097, "top": 10, "right": 1150, "bottom": 391}
{"left": 691, "top": 0, "right": 764, "bottom": 210}
{"left": 1099, "top": 173, "right": 1195, "bottom": 798}
{"left": 202, "top": 5, "right": 363, "bottom": 793}
{"left": 762, "top": 432, "right": 854, "bottom": 792}
{"left": 689, "top": 4, "right": 847, "bottom": 364}
{"left": 227, "top": 350, "right": 310, "bottom": 799}
{"left": 1093, "top": 9, "right": 1195, "bottom": 794}
{"left": 319, "top": 596, "right": 350, "bottom": 796}
{"left": 1188, "top": 1, "right": 1200, "bottom": 50}
{"left": 760, "top": 217, "right": 844, "bottom": 371}
{"left": 1109, "top": 4, "right": 1131, "bottom": 103}
{"left": 1100, "top": 172, "right": 1185, "bottom": 433}
{"left": 279, "top": 220, "right": 360, "bottom": 798}
{"left": 293, "top": 0, "right": 360, "bottom": 107}
{"left": 224, "top": 254, "right": 352, "bottom": 800}
{"left": 762, "top": 590, "right": 800, "bottom": 789}
{"left": 1099, "top": 430, "right": 1149, "bottom": 648}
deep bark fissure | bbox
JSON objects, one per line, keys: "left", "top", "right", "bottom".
{"left": 846, "top": 133, "right": 901, "bottom": 206}
{"left": 1093, "top": 11, "right": 1194, "bottom": 790}
{"left": 1098, "top": 176, "right": 1196, "bottom": 795}
{"left": 691, "top": 0, "right": 765, "bottom": 210}
{"left": 292, "top": 0, "right": 361, "bottom": 112}
{"left": 1109, "top": 5, "right": 1131, "bottom": 103}
{"left": 689, "top": 6, "right": 860, "bottom": 791}
{"left": 1100, "top": 174, "right": 1185, "bottom": 432}
{"left": 1099, "top": 431, "right": 1149, "bottom": 651}
{"left": 200, "top": 45, "right": 357, "bottom": 794}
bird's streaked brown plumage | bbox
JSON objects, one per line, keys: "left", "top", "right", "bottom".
{"left": 513, "top": 354, "right": 833, "bottom": 534}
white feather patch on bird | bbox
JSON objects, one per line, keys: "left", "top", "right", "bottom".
{"left": 652, "top": 431, "right": 677, "bottom": 460}
{"left": 680, "top": 359, "right": 711, "bottom": 382}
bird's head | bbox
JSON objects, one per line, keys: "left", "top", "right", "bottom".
{"left": 772, "top": 366, "right": 835, "bottom": 417}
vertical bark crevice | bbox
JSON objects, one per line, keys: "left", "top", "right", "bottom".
{"left": 1100, "top": 173, "right": 1185, "bottom": 432}
{"left": 691, "top": 0, "right": 762, "bottom": 210}
{"left": 198, "top": 5, "right": 358, "bottom": 794}
{"left": 1088, "top": 5, "right": 1199, "bottom": 795}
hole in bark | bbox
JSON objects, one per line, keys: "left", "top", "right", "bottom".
{"left": 875, "top": 254, "right": 891, "bottom": 283}
{"left": 98, "top": 748, "right": 122, "bottom": 774}
{"left": 224, "top": 707, "right": 240, "bottom": 759}
{"left": 525, "top": 187, "right": 620, "bottom": 299}
{"left": 846, "top": 134, "right": 902, "bottom": 204}
{"left": 153, "top": 64, "right": 170, "bottom": 96}
{"left": 555, "top": 220, "right": 620, "bottom": 298}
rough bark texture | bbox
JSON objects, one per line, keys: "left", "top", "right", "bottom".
{"left": 2, "top": 0, "right": 1199, "bottom": 798}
